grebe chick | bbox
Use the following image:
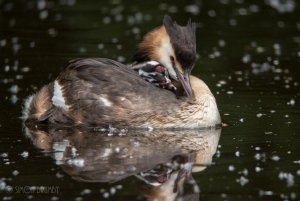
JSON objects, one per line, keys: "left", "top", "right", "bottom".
{"left": 132, "top": 61, "right": 176, "bottom": 91}
{"left": 22, "top": 16, "right": 221, "bottom": 129}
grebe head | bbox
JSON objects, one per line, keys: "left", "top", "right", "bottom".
{"left": 134, "top": 15, "right": 197, "bottom": 97}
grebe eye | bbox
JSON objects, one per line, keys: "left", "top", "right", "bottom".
{"left": 170, "top": 56, "right": 175, "bottom": 64}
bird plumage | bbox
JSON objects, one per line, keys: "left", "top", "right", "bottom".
{"left": 23, "top": 16, "right": 221, "bottom": 129}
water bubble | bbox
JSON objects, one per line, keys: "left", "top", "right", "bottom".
{"left": 287, "top": 98, "right": 295, "bottom": 106}
{"left": 255, "top": 166, "right": 263, "bottom": 172}
{"left": 236, "top": 176, "right": 249, "bottom": 186}
{"left": 278, "top": 172, "right": 295, "bottom": 187}
{"left": 208, "top": 10, "right": 216, "bottom": 17}
{"left": 80, "top": 189, "right": 91, "bottom": 195}
{"left": 39, "top": 10, "right": 48, "bottom": 20}
{"left": 266, "top": 0, "right": 296, "bottom": 13}
{"left": 48, "top": 28, "right": 58, "bottom": 37}
{"left": 103, "top": 192, "right": 109, "bottom": 198}
{"left": 249, "top": 4, "right": 260, "bottom": 13}
{"left": 168, "top": 5, "right": 178, "bottom": 13}
{"left": 238, "top": 8, "right": 248, "bottom": 15}
{"left": 9, "top": 85, "right": 19, "bottom": 94}
{"left": 12, "top": 170, "right": 19, "bottom": 176}
{"left": 0, "top": 39, "right": 7, "bottom": 47}
{"left": 228, "top": 165, "right": 235, "bottom": 171}
{"left": 37, "top": 0, "right": 46, "bottom": 10}
{"left": 242, "top": 54, "right": 251, "bottom": 63}
{"left": 103, "top": 16, "right": 111, "bottom": 24}
{"left": 256, "top": 113, "right": 263, "bottom": 118}
{"left": 229, "top": 19, "right": 237, "bottom": 26}
{"left": 271, "top": 155, "right": 280, "bottom": 161}
{"left": 20, "top": 151, "right": 29, "bottom": 158}
{"left": 218, "top": 39, "right": 226, "bottom": 47}
{"left": 185, "top": 4, "right": 199, "bottom": 15}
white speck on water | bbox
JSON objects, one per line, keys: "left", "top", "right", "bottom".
{"left": 110, "top": 187, "right": 116, "bottom": 195}
{"left": 229, "top": 19, "right": 237, "bottom": 26}
{"left": 208, "top": 10, "right": 216, "bottom": 17}
{"left": 255, "top": 166, "right": 263, "bottom": 172}
{"left": 242, "top": 54, "right": 251, "bottom": 64}
{"left": 241, "top": 168, "right": 248, "bottom": 176}
{"left": 0, "top": 39, "right": 7, "bottom": 47}
{"left": 278, "top": 172, "right": 295, "bottom": 187}
{"left": 256, "top": 46, "right": 265, "bottom": 53}
{"left": 238, "top": 8, "right": 248, "bottom": 15}
{"left": 235, "top": 151, "right": 240, "bottom": 157}
{"left": 259, "top": 190, "right": 274, "bottom": 196}
{"left": 287, "top": 98, "right": 295, "bottom": 106}
{"left": 48, "top": 28, "right": 58, "bottom": 37}
{"left": 293, "top": 160, "right": 300, "bottom": 164}
{"left": 10, "top": 95, "right": 18, "bottom": 104}
{"left": 51, "top": 196, "right": 59, "bottom": 201}
{"left": 21, "top": 67, "right": 30, "bottom": 72}
{"left": 254, "top": 153, "right": 266, "bottom": 161}
{"left": 168, "top": 5, "right": 178, "bottom": 13}
{"left": 80, "top": 189, "right": 91, "bottom": 195}
{"left": 132, "top": 27, "right": 140, "bottom": 35}
{"left": 239, "top": 118, "right": 244, "bottom": 123}
{"left": 249, "top": 4, "right": 260, "bottom": 13}
{"left": 297, "top": 170, "right": 300, "bottom": 175}
{"left": 9, "top": 85, "right": 19, "bottom": 94}
{"left": 4, "top": 65, "right": 10, "bottom": 72}
{"left": 103, "top": 192, "right": 109, "bottom": 198}
{"left": 37, "top": 0, "right": 46, "bottom": 10}
{"left": 228, "top": 165, "right": 235, "bottom": 171}
{"left": 12, "top": 170, "right": 19, "bottom": 176}
{"left": 103, "top": 16, "right": 111, "bottom": 24}
{"left": 236, "top": 176, "right": 249, "bottom": 186}
{"left": 78, "top": 47, "right": 86, "bottom": 53}
{"left": 185, "top": 4, "right": 199, "bottom": 15}
{"left": 97, "top": 43, "right": 104, "bottom": 50}
{"left": 255, "top": 147, "right": 261, "bottom": 151}
{"left": 117, "top": 56, "right": 125, "bottom": 62}
{"left": 256, "top": 113, "right": 263, "bottom": 118}
{"left": 266, "top": 0, "right": 296, "bottom": 13}
{"left": 74, "top": 197, "right": 83, "bottom": 201}
{"left": 218, "top": 39, "right": 226, "bottom": 47}
{"left": 227, "top": 91, "right": 234, "bottom": 95}
{"left": 271, "top": 155, "right": 280, "bottom": 161}
{"left": 39, "top": 10, "right": 48, "bottom": 20}
{"left": 1, "top": 153, "right": 8, "bottom": 158}
{"left": 20, "top": 151, "right": 29, "bottom": 158}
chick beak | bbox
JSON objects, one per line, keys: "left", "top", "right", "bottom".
{"left": 174, "top": 65, "right": 193, "bottom": 98}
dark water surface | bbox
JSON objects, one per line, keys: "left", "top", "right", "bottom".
{"left": 0, "top": 0, "right": 299, "bottom": 200}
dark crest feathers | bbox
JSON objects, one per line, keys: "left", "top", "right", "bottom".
{"left": 163, "top": 15, "right": 197, "bottom": 69}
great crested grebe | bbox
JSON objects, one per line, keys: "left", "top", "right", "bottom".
{"left": 22, "top": 16, "right": 221, "bottom": 129}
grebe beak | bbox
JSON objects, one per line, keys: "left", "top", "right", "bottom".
{"left": 174, "top": 65, "right": 193, "bottom": 98}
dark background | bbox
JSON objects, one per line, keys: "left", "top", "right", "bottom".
{"left": 0, "top": 0, "right": 299, "bottom": 200}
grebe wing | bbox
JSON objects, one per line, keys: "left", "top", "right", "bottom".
{"left": 55, "top": 58, "right": 180, "bottom": 126}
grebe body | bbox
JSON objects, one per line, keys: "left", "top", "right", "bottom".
{"left": 23, "top": 16, "right": 221, "bottom": 129}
